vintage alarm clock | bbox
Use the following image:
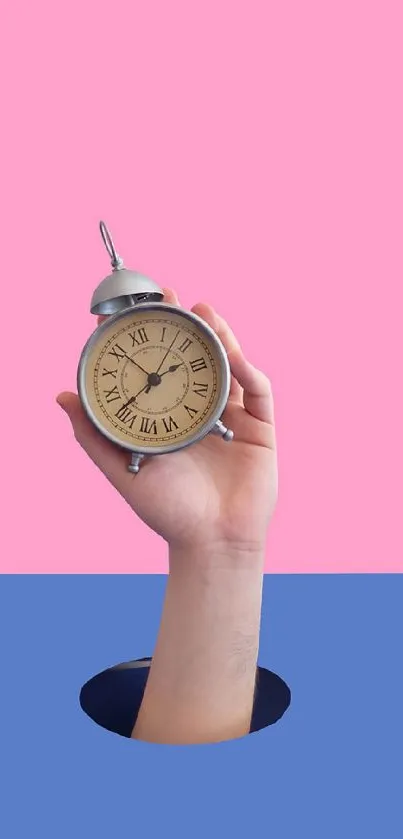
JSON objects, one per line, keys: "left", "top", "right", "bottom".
{"left": 77, "top": 222, "right": 234, "bottom": 474}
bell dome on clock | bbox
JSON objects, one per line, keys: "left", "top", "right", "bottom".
{"left": 90, "top": 221, "right": 164, "bottom": 316}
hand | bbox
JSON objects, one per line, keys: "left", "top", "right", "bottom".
{"left": 57, "top": 289, "right": 277, "bottom": 557}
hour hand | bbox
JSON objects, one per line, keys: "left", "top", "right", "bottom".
{"left": 144, "top": 363, "right": 185, "bottom": 393}
{"left": 160, "top": 362, "right": 185, "bottom": 377}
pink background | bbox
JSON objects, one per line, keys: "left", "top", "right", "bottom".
{"left": 1, "top": 1, "right": 402, "bottom": 573}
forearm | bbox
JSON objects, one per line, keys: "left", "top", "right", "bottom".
{"left": 132, "top": 543, "right": 265, "bottom": 744}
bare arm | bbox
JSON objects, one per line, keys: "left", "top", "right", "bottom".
{"left": 132, "top": 544, "right": 264, "bottom": 744}
{"left": 57, "top": 289, "right": 276, "bottom": 745}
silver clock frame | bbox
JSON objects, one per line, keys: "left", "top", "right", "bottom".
{"left": 77, "top": 300, "right": 233, "bottom": 468}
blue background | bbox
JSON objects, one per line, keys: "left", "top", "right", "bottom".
{"left": 1, "top": 575, "right": 401, "bottom": 838}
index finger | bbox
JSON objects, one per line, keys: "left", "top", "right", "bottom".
{"left": 228, "top": 348, "right": 275, "bottom": 427}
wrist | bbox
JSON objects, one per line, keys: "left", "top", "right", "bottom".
{"left": 168, "top": 539, "right": 266, "bottom": 573}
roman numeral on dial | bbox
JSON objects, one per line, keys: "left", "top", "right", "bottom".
{"left": 162, "top": 415, "right": 179, "bottom": 433}
{"left": 178, "top": 337, "right": 193, "bottom": 354}
{"left": 108, "top": 344, "right": 127, "bottom": 362}
{"left": 129, "top": 328, "right": 149, "bottom": 346}
{"left": 190, "top": 357, "right": 207, "bottom": 373}
{"left": 184, "top": 405, "right": 199, "bottom": 419}
{"left": 140, "top": 416, "right": 158, "bottom": 435}
{"left": 101, "top": 368, "right": 118, "bottom": 379}
{"left": 192, "top": 381, "right": 208, "bottom": 397}
{"left": 115, "top": 405, "right": 137, "bottom": 429}
{"left": 104, "top": 385, "right": 121, "bottom": 403}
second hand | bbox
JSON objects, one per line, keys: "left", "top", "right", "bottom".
{"left": 154, "top": 330, "right": 180, "bottom": 376}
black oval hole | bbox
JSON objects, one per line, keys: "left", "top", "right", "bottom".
{"left": 80, "top": 657, "right": 291, "bottom": 740}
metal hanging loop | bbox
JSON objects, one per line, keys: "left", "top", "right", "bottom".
{"left": 99, "top": 221, "right": 124, "bottom": 270}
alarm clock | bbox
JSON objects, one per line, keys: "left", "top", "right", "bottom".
{"left": 77, "top": 222, "right": 234, "bottom": 474}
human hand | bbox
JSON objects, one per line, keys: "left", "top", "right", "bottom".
{"left": 57, "top": 289, "right": 277, "bottom": 555}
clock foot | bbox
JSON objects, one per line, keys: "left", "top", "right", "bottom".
{"left": 128, "top": 453, "right": 145, "bottom": 474}
{"left": 211, "top": 420, "right": 234, "bottom": 442}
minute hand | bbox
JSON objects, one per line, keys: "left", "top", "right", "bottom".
{"left": 125, "top": 355, "right": 151, "bottom": 376}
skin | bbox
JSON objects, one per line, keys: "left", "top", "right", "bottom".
{"left": 57, "top": 289, "right": 278, "bottom": 744}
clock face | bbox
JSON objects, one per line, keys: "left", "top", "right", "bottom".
{"left": 78, "top": 304, "right": 228, "bottom": 453}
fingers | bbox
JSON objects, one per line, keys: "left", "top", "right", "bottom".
{"left": 191, "top": 302, "right": 243, "bottom": 401}
{"left": 56, "top": 392, "right": 134, "bottom": 496}
{"left": 191, "top": 304, "right": 273, "bottom": 424}
{"left": 227, "top": 348, "right": 275, "bottom": 426}
{"left": 161, "top": 287, "right": 180, "bottom": 306}
{"left": 191, "top": 302, "right": 241, "bottom": 353}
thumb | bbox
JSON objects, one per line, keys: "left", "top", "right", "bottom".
{"left": 56, "top": 392, "right": 102, "bottom": 446}
{"left": 56, "top": 391, "right": 85, "bottom": 425}
{"left": 56, "top": 391, "right": 133, "bottom": 493}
